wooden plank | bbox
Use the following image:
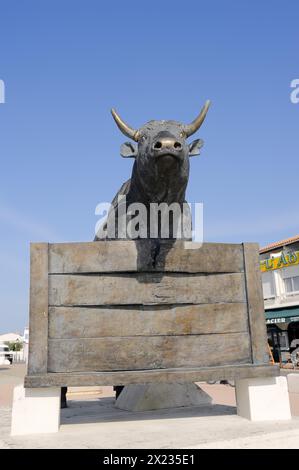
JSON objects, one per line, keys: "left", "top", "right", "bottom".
{"left": 49, "top": 240, "right": 244, "bottom": 274}
{"left": 24, "top": 364, "right": 280, "bottom": 388}
{"left": 28, "top": 243, "right": 49, "bottom": 375}
{"left": 48, "top": 303, "right": 248, "bottom": 339}
{"left": 49, "top": 272, "right": 246, "bottom": 306}
{"left": 47, "top": 333, "right": 251, "bottom": 372}
{"left": 243, "top": 243, "right": 269, "bottom": 364}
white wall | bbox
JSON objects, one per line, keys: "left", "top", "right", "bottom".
{"left": 262, "top": 260, "right": 299, "bottom": 310}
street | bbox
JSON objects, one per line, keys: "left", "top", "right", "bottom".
{"left": 1, "top": 364, "right": 299, "bottom": 449}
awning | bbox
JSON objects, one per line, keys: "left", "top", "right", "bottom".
{"left": 265, "top": 307, "right": 299, "bottom": 324}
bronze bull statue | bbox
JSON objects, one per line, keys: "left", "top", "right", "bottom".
{"left": 95, "top": 101, "right": 210, "bottom": 240}
{"left": 61, "top": 103, "right": 211, "bottom": 407}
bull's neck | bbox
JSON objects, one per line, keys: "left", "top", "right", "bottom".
{"left": 129, "top": 164, "right": 187, "bottom": 205}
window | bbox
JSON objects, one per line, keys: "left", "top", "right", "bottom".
{"left": 279, "top": 332, "right": 289, "bottom": 349}
{"left": 284, "top": 276, "right": 299, "bottom": 295}
{"left": 262, "top": 271, "right": 276, "bottom": 299}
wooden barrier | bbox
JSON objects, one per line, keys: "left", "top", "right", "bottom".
{"left": 25, "top": 240, "right": 279, "bottom": 387}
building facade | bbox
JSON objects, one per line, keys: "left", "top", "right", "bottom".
{"left": 260, "top": 234, "right": 299, "bottom": 363}
{"left": 22, "top": 327, "right": 29, "bottom": 363}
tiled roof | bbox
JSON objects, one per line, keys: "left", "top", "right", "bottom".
{"left": 260, "top": 234, "right": 299, "bottom": 254}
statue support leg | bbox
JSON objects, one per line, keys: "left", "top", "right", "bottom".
{"left": 235, "top": 376, "right": 291, "bottom": 421}
{"left": 115, "top": 382, "right": 212, "bottom": 411}
{"left": 11, "top": 385, "right": 61, "bottom": 436}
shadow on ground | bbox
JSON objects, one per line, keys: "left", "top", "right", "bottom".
{"left": 61, "top": 397, "right": 237, "bottom": 425}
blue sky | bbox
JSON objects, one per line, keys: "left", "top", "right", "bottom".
{"left": 0, "top": 0, "right": 298, "bottom": 332}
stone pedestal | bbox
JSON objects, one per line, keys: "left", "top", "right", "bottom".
{"left": 115, "top": 382, "right": 212, "bottom": 411}
{"left": 286, "top": 373, "right": 299, "bottom": 394}
{"left": 11, "top": 385, "right": 61, "bottom": 436}
{"left": 235, "top": 376, "right": 291, "bottom": 421}
{"left": 0, "top": 357, "right": 10, "bottom": 366}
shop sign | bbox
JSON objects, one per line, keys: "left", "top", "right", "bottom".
{"left": 266, "top": 316, "right": 299, "bottom": 324}
{"left": 260, "top": 251, "right": 299, "bottom": 272}
{"left": 266, "top": 317, "right": 286, "bottom": 324}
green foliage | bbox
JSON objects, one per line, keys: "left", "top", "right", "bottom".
{"left": 4, "top": 341, "right": 23, "bottom": 352}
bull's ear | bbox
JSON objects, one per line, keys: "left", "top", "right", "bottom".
{"left": 120, "top": 142, "right": 138, "bottom": 158}
{"left": 188, "top": 139, "right": 204, "bottom": 157}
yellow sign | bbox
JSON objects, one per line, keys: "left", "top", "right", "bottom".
{"left": 260, "top": 251, "right": 299, "bottom": 272}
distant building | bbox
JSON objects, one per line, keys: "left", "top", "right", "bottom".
{"left": 22, "top": 327, "right": 29, "bottom": 363}
{"left": 260, "top": 234, "right": 299, "bottom": 363}
{"left": 0, "top": 332, "right": 24, "bottom": 363}
{"left": 0, "top": 332, "right": 22, "bottom": 343}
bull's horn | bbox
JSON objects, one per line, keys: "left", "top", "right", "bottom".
{"left": 184, "top": 100, "right": 211, "bottom": 137}
{"left": 111, "top": 108, "right": 140, "bottom": 142}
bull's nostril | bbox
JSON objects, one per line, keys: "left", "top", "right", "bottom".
{"left": 174, "top": 142, "right": 182, "bottom": 149}
{"left": 154, "top": 141, "right": 162, "bottom": 149}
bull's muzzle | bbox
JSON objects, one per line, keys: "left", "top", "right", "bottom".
{"left": 152, "top": 137, "right": 184, "bottom": 169}
{"left": 152, "top": 138, "right": 183, "bottom": 155}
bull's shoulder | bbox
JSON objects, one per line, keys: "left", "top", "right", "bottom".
{"left": 94, "top": 179, "right": 131, "bottom": 241}
{"left": 109, "top": 178, "right": 131, "bottom": 208}
{"left": 115, "top": 178, "right": 131, "bottom": 198}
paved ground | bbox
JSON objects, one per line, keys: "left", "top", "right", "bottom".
{"left": 1, "top": 364, "right": 299, "bottom": 449}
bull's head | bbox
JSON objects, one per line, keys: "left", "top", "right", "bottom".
{"left": 111, "top": 102, "right": 210, "bottom": 203}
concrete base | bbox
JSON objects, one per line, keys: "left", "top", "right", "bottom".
{"left": 11, "top": 385, "right": 61, "bottom": 436}
{"left": 287, "top": 373, "right": 299, "bottom": 394}
{"left": 0, "top": 358, "right": 10, "bottom": 366}
{"left": 115, "top": 382, "right": 212, "bottom": 411}
{"left": 235, "top": 376, "right": 291, "bottom": 421}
